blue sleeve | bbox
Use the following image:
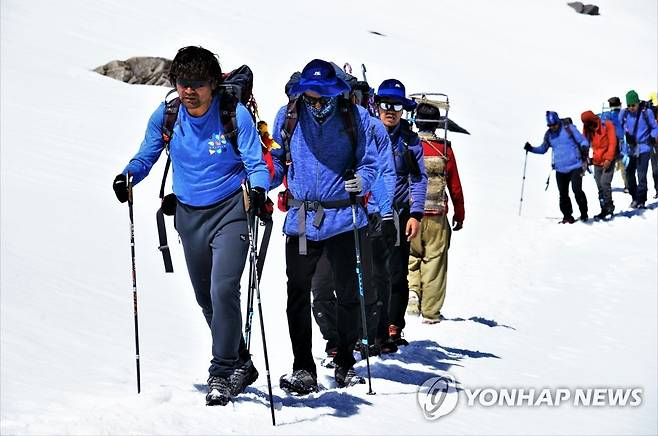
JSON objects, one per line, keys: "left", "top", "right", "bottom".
{"left": 236, "top": 104, "right": 269, "bottom": 191}
{"left": 370, "top": 121, "right": 396, "bottom": 216}
{"left": 531, "top": 134, "right": 550, "bottom": 154}
{"left": 123, "top": 103, "right": 167, "bottom": 185}
{"left": 409, "top": 137, "right": 428, "bottom": 215}
{"left": 270, "top": 106, "right": 288, "bottom": 190}
{"left": 355, "top": 112, "right": 378, "bottom": 195}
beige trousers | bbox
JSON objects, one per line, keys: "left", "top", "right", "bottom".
{"left": 408, "top": 214, "right": 451, "bottom": 320}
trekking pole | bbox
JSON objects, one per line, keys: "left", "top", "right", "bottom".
{"left": 246, "top": 204, "right": 276, "bottom": 426}
{"left": 519, "top": 150, "right": 528, "bottom": 216}
{"left": 244, "top": 216, "right": 257, "bottom": 351}
{"left": 344, "top": 170, "right": 375, "bottom": 395}
{"left": 126, "top": 176, "right": 141, "bottom": 393}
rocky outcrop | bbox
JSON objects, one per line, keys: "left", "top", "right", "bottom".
{"left": 94, "top": 57, "right": 171, "bottom": 86}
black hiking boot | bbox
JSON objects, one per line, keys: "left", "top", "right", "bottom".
{"left": 335, "top": 365, "right": 365, "bottom": 388}
{"left": 356, "top": 342, "right": 381, "bottom": 359}
{"left": 279, "top": 369, "right": 318, "bottom": 395}
{"left": 594, "top": 209, "right": 614, "bottom": 220}
{"left": 579, "top": 213, "right": 589, "bottom": 222}
{"left": 559, "top": 216, "right": 576, "bottom": 224}
{"left": 206, "top": 375, "right": 232, "bottom": 406}
{"left": 228, "top": 359, "right": 259, "bottom": 396}
{"left": 388, "top": 324, "right": 409, "bottom": 346}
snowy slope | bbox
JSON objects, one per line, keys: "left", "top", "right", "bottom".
{"left": 1, "top": 0, "right": 657, "bottom": 434}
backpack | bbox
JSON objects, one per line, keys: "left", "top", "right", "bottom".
{"left": 157, "top": 65, "right": 258, "bottom": 272}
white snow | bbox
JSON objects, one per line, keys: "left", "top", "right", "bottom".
{"left": 1, "top": 0, "right": 656, "bottom": 434}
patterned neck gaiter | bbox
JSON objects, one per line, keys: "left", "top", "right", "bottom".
{"left": 306, "top": 96, "right": 337, "bottom": 122}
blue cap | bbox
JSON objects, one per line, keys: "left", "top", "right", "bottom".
{"left": 288, "top": 59, "right": 350, "bottom": 97}
{"left": 546, "top": 111, "right": 560, "bottom": 126}
{"left": 376, "top": 79, "right": 416, "bottom": 110}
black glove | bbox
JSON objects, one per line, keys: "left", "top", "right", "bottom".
{"left": 382, "top": 217, "right": 398, "bottom": 246}
{"left": 113, "top": 174, "right": 128, "bottom": 203}
{"left": 524, "top": 142, "right": 532, "bottom": 152}
{"left": 249, "top": 186, "right": 273, "bottom": 220}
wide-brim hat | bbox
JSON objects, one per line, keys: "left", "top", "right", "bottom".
{"left": 375, "top": 79, "right": 416, "bottom": 110}
{"left": 288, "top": 59, "right": 350, "bottom": 97}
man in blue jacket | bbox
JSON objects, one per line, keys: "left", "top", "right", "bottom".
{"left": 271, "top": 59, "right": 378, "bottom": 394}
{"left": 308, "top": 75, "right": 398, "bottom": 359}
{"left": 619, "top": 90, "right": 658, "bottom": 208}
{"left": 112, "top": 46, "right": 270, "bottom": 406}
{"left": 376, "top": 79, "right": 428, "bottom": 346}
{"left": 524, "top": 111, "right": 590, "bottom": 223}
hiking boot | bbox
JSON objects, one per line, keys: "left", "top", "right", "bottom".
{"left": 320, "top": 349, "right": 338, "bottom": 368}
{"left": 228, "top": 359, "right": 259, "bottom": 396}
{"left": 654, "top": 192, "right": 658, "bottom": 199}
{"left": 637, "top": 202, "right": 646, "bottom": 209}
{"left": 594, "top": 209, "right": 614, "bottom": 220}
{"left": 279, "top": 369, "right": 318, "bottom": 395}
{"left": 335, "top": 365, "right": 365, "bottom": 388}
{"left": 357, "top": 342, "right": 381, "bottom": 359}
{"left": 579, "top": 213, "right": 588, "bottom": 222}
{"left": 407, "top": 292, "right": 421, "bottom": 316}
{"left": 206, "top": 375, "right": 232, "bottom": 406}
{"left": 388, "top": 324, "right": 409, "bottom": 346}
{"left": 560, "top": 216, "right": 576, "bottom": 224}
{"left": 630, "top": 200, "right": 638, "bottom": 208}
{"left": 422, "top": 314, "right": 445, "bottom": 325}
{"left": 377, "top": 336, "right": 398, "bottom": 354}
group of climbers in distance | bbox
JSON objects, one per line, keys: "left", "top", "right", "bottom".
{"left": 524, "top": 91, "right": 658, "bottom": 223}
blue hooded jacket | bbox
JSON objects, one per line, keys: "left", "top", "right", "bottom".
{"left": 529, "top": 123, "right": 589, "bottom": 173}
{"left": 271, "top": 102, "right": 378, "bottom": 240}
{"left": 123, "top": 96, "right": 270, "bottom": 207}
{"left": 367, "top": 117, "right": 396, "bottom": 217}
{"left": 618, "top": 108, "right": 658, "bottom": 156}
{"left": 388, "top": 122, "right": 428, "bottom": 215}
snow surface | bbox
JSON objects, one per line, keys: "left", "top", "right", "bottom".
{"left": 1, "top": 0, "right": 657, "bottom": 434}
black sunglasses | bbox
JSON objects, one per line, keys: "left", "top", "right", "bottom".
{"left": 303, "top": 94, "right": 330, "bottom": 106}
{"left": 379, "top": 102, "right": 404, "bottom": 112}
{"left": 176, "top": 79, "right": 210, "bottom": 89}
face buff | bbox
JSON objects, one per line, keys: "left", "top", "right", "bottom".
{"left": 306, "top": 96, "right": 337, "bottom": 122}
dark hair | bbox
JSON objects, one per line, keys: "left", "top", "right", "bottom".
{"left": 168, "top": 46, "right": 222, "bottom": 88}
{"left": 415, "top": 103, "right": 442, "bottom": 132}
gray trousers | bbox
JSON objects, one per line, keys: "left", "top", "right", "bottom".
{"left": 175, "top": 189, "right": 249, "bottom": 377}
{"left": 594, "top": 161, "right": 615, "bottom": 212}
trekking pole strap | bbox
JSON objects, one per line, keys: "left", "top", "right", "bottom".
{"left": 156, "top": 208, "right": 174, "bottom": 273}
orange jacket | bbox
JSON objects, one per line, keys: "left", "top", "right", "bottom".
{"left": 581, "top": 111, "right": 616, "bottom": 166}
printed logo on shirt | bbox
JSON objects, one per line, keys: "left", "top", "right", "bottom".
{"left": 208, "top": 133, "right": 229, "bottom": 155}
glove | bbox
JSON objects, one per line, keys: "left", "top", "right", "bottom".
{"left": 344, "top": 174, "right": 363, "bottom": 194}
{"left": 249, "top": 186, "right": 266, "bottom": 212}
{"left": 602, "top": 160, "right": 612, "bottom": 170}
{"left": 621, "top": 154, "right": 630, "bottom": 168}
{"left": 113, "top": 174, "right": 128, "bottom": 203}
{"left": 452, "top": 217, "right": 463, "bottom": 231}
{"left": 523, "top": 142, "right": 532, "bottom": 152}
{"left": 382, "top": 216, "right": 398, "bottom": 246}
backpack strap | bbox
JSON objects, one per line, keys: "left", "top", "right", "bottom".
{"left": 218, "top": 90, "right": 241, "bottom": 156}
{"left": 159, "top": 91, "right": 181, "bottom": 200}
{"left": 280, "top": 98, "right": 301, "bottom": 165}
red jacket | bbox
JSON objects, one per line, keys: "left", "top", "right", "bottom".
{"left": 421, "top": 138, "right": 465, "bottom": 223}
{"left": 581, "top": 111, "right": 616, "bottom": 166}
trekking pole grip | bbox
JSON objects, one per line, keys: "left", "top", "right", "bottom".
{"left": 344, "top": 169, "right": 357, "bottom": 205}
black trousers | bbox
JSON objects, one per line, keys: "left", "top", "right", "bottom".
{"left": 286, "top": 228, "right": 371, "bottom": 374}
{"left": 556, "top": 169, "right": 588, "bottom": 218}
{"left": 389, "top": 209, "right": 411, "bottom": 330}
